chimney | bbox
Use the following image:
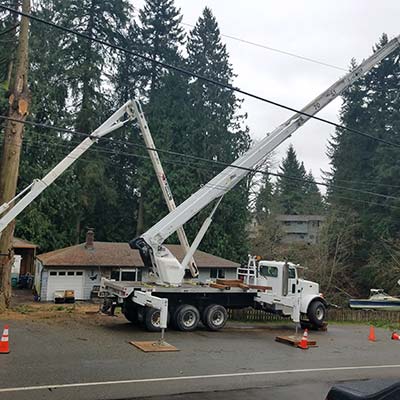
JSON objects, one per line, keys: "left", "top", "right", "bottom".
{"left": 85, "top": 228, "right": 94, "bottom": 249}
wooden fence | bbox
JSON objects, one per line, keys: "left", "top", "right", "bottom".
{"left": 228, "top": 308, "right": 400, "bottom": 323}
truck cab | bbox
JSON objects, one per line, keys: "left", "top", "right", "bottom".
{"left": 238, "top": 256, "right": 327, "bottom": 328}
{"left": 257, "top": 260, "right": 298, "bottom": 297}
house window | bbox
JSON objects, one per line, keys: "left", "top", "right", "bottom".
{"left": 58, "top": 271, "right": 66, "bottom": 276}
{"left": 121, "top": 271, "right": 136, "bottom": 281}
{"left": 50, "top": 271, "right": 57, "bottom": 276}
{"left": 76, "top": 271, "right": 83, "bottom": 276}
{"left": 111, "top": 268, "right": 141, "bottom": 282}
{"left": 67, "top": 271, "right": 75, "bottom": 276}
{"left": 210, "top": 269, "right": 225, "bottom": 279}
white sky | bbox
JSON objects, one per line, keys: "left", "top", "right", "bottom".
{"left": 136, "top": 0, "right": 400, "bottom": 184}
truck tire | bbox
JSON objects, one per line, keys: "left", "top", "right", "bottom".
{"left": 144, "top": 307, "right": 162, "bottom": 332}
{"left": 202, "top": 304, "right": 228, "bottom": 331}
{"left": 101, "top": 298, "right": 112, "bottom": 314}
{"left": 173, "top": 304, "right": 200, "bottom": 332}
{"left": 122, "top": 303, "right": 139, "bottom": 324}
{"left": 307, "top": 300, "right": 326, "bottom": 327}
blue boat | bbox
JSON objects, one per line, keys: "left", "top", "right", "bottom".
{"left": 349, "top": 289, "right": 400, "bottom": 311}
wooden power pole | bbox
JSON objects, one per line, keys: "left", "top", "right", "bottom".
{"left": 0, "top": 0, "right": 31, "bottom": 311}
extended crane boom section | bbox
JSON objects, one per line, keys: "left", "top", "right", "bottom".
{"left": 132, "top": 100, "right": 199, "bottom": 278}
{"left": 131, "top": 34, "right": 400, "bottom": 286}
{"left": 0, "top": 100, "right": 136, "bottom": 235}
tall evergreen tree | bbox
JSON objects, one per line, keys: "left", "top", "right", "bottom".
{"left": 255, "top": 171, "right": 274, "bottom": 221}
{"left": 274, "top": 144, "right": 307, "bottom": 214}
{"left": 50, "top": 0, "right": 133, "bottom": 242}
{"left": 328, "top": 33, "right": 400, "bottom": 290}
{"left": 124, "top": 0, "right": 188, "bottom": 235}
{"left": 185, "top": 7, "right": 251, "bottom": 261}
{"left": 303, "top": 171, "right": 324, "bottom": 214}
{"left": 12, "top": 0, "right": 136, "bottom": 249}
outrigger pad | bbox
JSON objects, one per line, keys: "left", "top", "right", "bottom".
{"left": 326, "top": 379, "right": 400, "bottom": 400}
{"left": 129, "top": 340, "right": 179, "bottom": 352}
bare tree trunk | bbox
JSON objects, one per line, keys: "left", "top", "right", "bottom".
{"left": 0, "top": 0, "right": 31, "bottom": 312}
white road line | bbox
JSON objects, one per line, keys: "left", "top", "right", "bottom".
{"left": 1, "top": 364, "right": 399, "bottom": 393}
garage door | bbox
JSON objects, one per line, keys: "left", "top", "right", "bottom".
{"left": 47, "top": 270, "right": 85, "bottom": 300}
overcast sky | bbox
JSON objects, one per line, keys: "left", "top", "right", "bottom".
{"left": 137, "top": 0, "right": 399, "bottom": 187}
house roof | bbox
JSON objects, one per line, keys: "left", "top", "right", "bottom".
{"left": 36, "top": 242, "right": 239, "bottom": 269}
{"left": 13, "top": 237, "right": 38, "bottom": 249}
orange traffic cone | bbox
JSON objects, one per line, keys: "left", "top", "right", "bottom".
{"left": 368, "top": 325, "right": 376, "bottom": 342}
{"left": 297, "top": 328, "right": 309, "bottom": 349}
{"left": 391, "top": 332, "right": 400, "bottom": 340}
{"left": 0, "top": 325, "right": 9, "bottom": 354}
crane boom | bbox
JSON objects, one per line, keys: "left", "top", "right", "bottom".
{"left": 132, "top": 100, "right": 199, "bottom": 277}
{"left": 0, "top": 101, "right": 136, "bottom": 235}
{"left": 131, "top": 34, "right": 400, "bottom": 286}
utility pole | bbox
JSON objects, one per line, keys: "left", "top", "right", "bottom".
{"left": 0, "top": 0, "right": 30, "bottom": 311}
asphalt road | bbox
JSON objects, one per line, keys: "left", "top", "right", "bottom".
{"left": 1, "top": 315, "right": 399, "bottom": 400}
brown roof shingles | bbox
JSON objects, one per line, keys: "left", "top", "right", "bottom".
{"left": 36, "top": 242, "right": 239, "bottom": 269}
{"left": 13, "top": 237, "right": 38, "bottom": 249}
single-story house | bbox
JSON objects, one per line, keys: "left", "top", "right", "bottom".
{"left": 35, "top": 230, "right": 240, "bottom": 301}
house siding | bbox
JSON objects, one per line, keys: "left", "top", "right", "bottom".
{"left": 40, "top": 269, "right": 48, "bottom": 300}
{"left": 198, "top": 268, "right": 237, "bottom": 281}
{"left": 83, "top": 269, "right": 102, "bottom": 300}
{"left": 37, "top": 265, "right": 238, "bottom": 301}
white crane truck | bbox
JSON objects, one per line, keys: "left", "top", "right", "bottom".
{"left": 100, "top": 35, "right": 400, "bottom": 333}
{"left": 1, "top": 35, "right": 399, "bottom": 334}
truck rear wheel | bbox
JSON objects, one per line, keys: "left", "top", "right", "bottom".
{"left": 307, "top": 300, "right": 326, "bottom": 327}
{"left": 122, "top": 303, "right": 138, "bottom": 324}
{"left": 173, "top": 304, "right": 200, "bottom": 332}
{"left": 202, "top": 304, "right": 228, "bottom": 331}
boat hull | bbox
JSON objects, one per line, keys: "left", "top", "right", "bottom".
{"left": 349, "top": 299, "right": 400, "bottom": 311}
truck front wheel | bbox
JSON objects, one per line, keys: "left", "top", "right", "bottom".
{"left": 202, "top": 304, "right": 228, "bottom": 331}
{"left": 173, "top": 305, "right": 200, "bottom": 332}
{"left": 144, "top": 307, "right": 162, "bottom": 332}
{"left": 307, "top": 300, "right": 326, "bottom": 327}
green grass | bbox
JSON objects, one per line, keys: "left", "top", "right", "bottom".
{"left": 13, "top": 304, "right": 35, "bottom": 314}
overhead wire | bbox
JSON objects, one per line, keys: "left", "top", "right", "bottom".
{"left": 0, "top": 22, "right": 18, "bottom": 36}
{"left": 181, "top": 22, "right": 347, "bottom": 72}
{"left": 0, "top": 7, "right": 399, "bottom": 207}
{"left": 10, "top": 134, "right": 400, "bottom": 213}
{"left": 1, "top": 5, "right": 400, "bottom": 149}
{"left": 326, "top": 193, "right": 400, "bottom": 211}
{"left": 1, "top": 115, "right": 399, "bottom": 203}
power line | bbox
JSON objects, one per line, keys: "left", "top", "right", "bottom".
{"left": 181, "top": 22, "right": 347, "bottom": 72}
{"left": 1, "top": 5, "right": 400, "bottom": 149}
{"left": 326, "top": 193, "right": 400, "bottom": 212}
{"left": 0, "top": 22, "right": 18, "bottom": 36}
{"left": 279, "top": 180, "right": 400, "bottom": 211}
{"left": 15, "top": 136, "right": 400, "bottom": 213}
{"left": 1, "top": 115, "right": 399, "bottom": 203}
{"left": 325, "top": 175, "right": 400, "bottom": 190}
